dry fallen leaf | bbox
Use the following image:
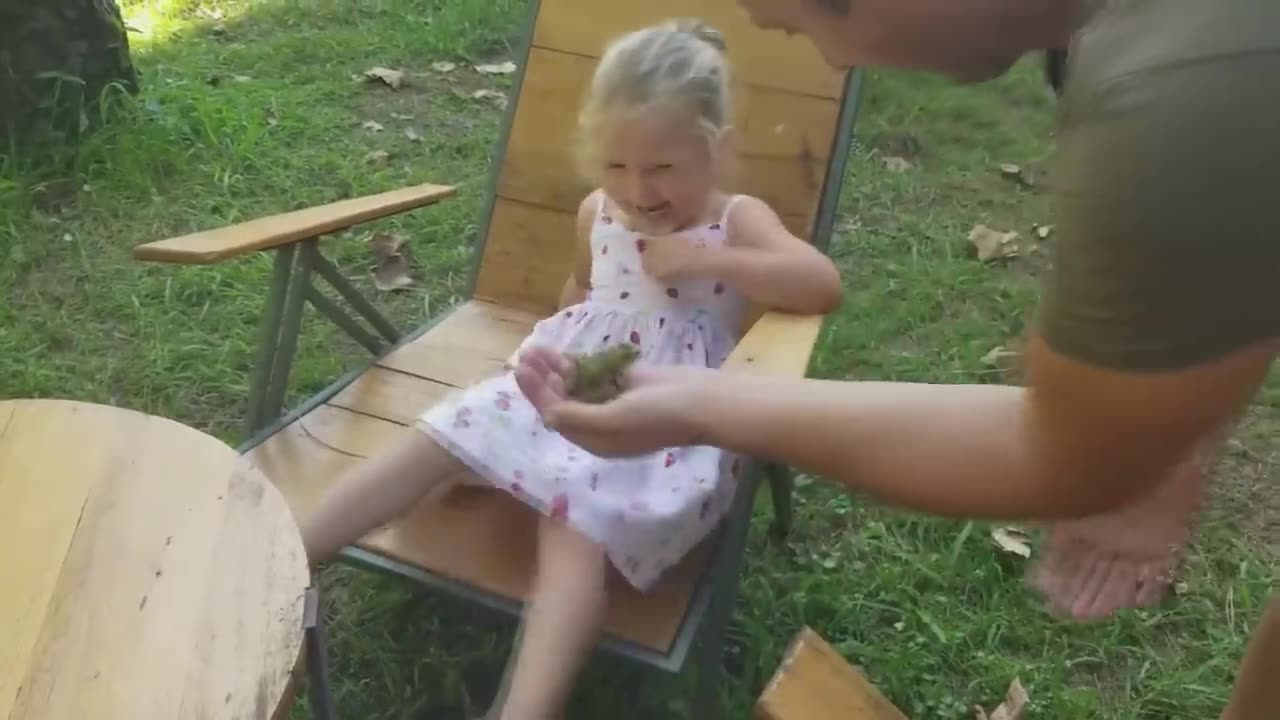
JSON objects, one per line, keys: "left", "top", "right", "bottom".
{"left": 976, "top": 678, "right": 1029, "bottom": 720}
{"left": 431, "top": 61, "right": 457, "bottom": 73}
{"left": 361, "top": 120, "right": 385, "bottom": 132}
{"left": 363, "top": 149, "right": 390, "bottom": 164}
{"left": 390, "top": 112, "right": 414, "bottom": 121}
{"left": 980, "top": 345, "right": 1020, "bottom": 366}
{"left": 367, "top": 232, "right": 414, "bottom": 291}
{"left": 232, "top": 75, "right": 253, "bottom": 82}
{"left": 474, "top": 60, "right": 516, "bottom": 75}
{"left": 998, "top": 162, "right": 1037, "bottom": 188}
{"left": 403, "top": 128, "right": 422, "bottom": 143}
{"left": 882, "top": 155, "right": 912, "bottom": 173}
{"left": 969, "top": 224, "right": 1021, "bottom": 261}
{"left": 1034, "top": 223, "right": 1054, "bottom": 239}
{"left": 470, "top": 88, "right": 508, "bottom": 108}
{"left": 363, "top": 66, "right": 406, "bottom": 90}
{"left": 990, "top": 527, "right": 1031, "bottom": 558}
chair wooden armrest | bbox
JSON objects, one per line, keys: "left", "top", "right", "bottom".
{"left": 756, "top": 627, "right": 910, "bottom": 720}
{"left": 132, "top": 182, "right": 456, "bottom": 265}
{"left": 722, "top": 311, "right": 824, "bottom": 378}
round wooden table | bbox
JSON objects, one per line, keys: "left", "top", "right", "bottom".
{"left": 0, "top": 399, "right": 310, "bottom": 720}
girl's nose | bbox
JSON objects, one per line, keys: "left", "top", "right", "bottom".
{"left": 626, "top": 173, "right": 656, "bottom": 205}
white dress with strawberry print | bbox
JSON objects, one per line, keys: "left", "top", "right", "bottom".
{"left": 416, "top": 192, "right": 749, "bottom": 591}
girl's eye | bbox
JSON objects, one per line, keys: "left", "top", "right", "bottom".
{"left": 606, "top": 163, "right": 625, "bottom": 170}
{"left": 653, "top": 164, "right": 672, "bottom": 171}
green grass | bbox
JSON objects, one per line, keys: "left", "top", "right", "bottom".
{"left": 2, "top": 1, "right": 1274, "bottom": 718}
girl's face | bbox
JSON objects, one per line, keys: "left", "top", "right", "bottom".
{"left": 597, "top": 108, "right": 726, "bottom": 235}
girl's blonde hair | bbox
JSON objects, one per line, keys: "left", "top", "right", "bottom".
{"left": 572, "top": 18, "right": 732, "bottom": 182}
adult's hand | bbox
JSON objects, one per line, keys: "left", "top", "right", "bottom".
{"left": 512, "top": 346, "right": 713, "bottom": 457}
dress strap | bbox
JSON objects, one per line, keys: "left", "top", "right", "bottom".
{"left": 717, "top": 194, "right": 743, "bottom": 228}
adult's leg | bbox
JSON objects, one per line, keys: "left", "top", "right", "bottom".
{"left": 493, "top": 515, "right": 609, "bottom": 720}
{"left": 301, "top": 429, "right": 469, "bottom": 565}
{"left": 1220, "top": 593, "right": 1280, "bottom": 720}
{"left": 1028, "top": 424, "right": 1226, "bottom": 620}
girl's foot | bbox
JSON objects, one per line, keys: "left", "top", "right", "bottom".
{"left": 1027, "top": 451, "right": 1209, "bottom": 620}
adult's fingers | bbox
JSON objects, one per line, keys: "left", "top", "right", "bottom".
{"left": 518, "top": 345, "right": 572, "bottom": 378}
{"left": 513, "top": 361, "right": 566, "bottom": 416}
{"left": 541, "top": 395, "right": 630, "bottom": 435}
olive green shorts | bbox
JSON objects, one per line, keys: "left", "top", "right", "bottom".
{"left": 1037, "top": 0, "right": 1280, "bottom": 371}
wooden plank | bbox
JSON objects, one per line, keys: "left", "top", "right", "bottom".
{"left": 247, "top": 404, "right": 710, "bottom": 654}
{"left": 472, "top": 200, "right": 578, "bottom": 315}
{"left": 756, "top": 627, "right": 910, "bottom": 720}
{"left": 0, "top": 401, "right": 98, "bottom": 720}
{"left": 378, "top": 299, "right": 541, "bottom": 384}
{"left": 738, "top": 86, "right": 841, "bottom": 160}
{"left": 0, "top": 400, "right": 307, "bottom": 720}
{"left": 328, "top": 367, "right": 456, "bottom": 426}
{"left": 531, "top": 0, "right": 844, "bottom": 99}
{"left": 497, "top": 49, "right": 831, "bottom": 218}
{"left": 133, "top": 183, "right": 456, "bottom": 265}
{"left": 723, "top": 311, "right": 824, "bottom": 377}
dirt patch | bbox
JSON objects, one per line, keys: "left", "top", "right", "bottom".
{"left": 354, "top": 66, "right": 505, "bottom": 139}
{"left": 1210, "top": 408, "right": 1279, "bottom": 563}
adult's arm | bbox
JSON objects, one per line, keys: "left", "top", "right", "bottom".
{"left": 687, "top": 337, "right": 1273, "bottom": 521}
{"left": 703, "top": 23, "right": 1280, "bottom": 520}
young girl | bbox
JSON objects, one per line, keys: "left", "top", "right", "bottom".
{"left": 302, "top": 18, "right": 841, "bottom": 720}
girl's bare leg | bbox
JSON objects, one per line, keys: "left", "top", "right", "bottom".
{"left": 301, "top": 429, "right": 468, "bottom": 565}
{"left": 491, "top": 515, "right": 609, "bottom": 720}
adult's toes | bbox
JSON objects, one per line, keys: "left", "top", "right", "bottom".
{"left": 1068, "top": 553, "right": 1118, "bottom": 621}
{"left": 1079, "top": 558, "right": 1139, "bottom": 620}
{"left": 1038, "top": 541, "right": 1093, "bottom": 616}
{"left": 1134, "top": 562, "right": 1173, "bottom": 608}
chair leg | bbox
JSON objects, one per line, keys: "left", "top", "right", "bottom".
{"left": 691, "top": 470, "right": 758, "bottom": 719}
{"left": 692, "top": 602, "right": 731, "bottom": 720}
{"left": 304, "top": 586, "right": 338, "bottom": 720}
{"left": 765, "top": 463, "right": 793, "bottom": 541}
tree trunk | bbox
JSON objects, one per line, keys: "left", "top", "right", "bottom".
{"left": 0, "top": 0, "right": 140, "bottom": 147}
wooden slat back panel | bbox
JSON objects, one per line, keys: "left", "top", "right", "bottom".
{"left": 473, "top": 0, "right": 846, "bottom": 314}
{"left": 534, "top": 0, "right": 843, "bottom": 99}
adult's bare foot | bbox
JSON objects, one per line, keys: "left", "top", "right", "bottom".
{"left": 1028, "top": 436, "right": 1218, "bottom": 621}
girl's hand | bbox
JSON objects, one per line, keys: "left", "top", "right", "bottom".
{"left": 512, "top": 345, "right": 712, "bottom": 456}
{"left": 639, "top": 233, "right": 708, "bottom": 282}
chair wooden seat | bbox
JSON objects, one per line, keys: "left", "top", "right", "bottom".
{"left": 248, "top": 300, "right": 710, "bottom": 653}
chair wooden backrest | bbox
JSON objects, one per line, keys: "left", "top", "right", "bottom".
{"left": 472, "top": 0, "right": 849, "bottom": 315}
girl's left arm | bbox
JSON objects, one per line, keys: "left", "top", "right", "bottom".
{"left": 697, "top": 196, "right": 842, "bottom": 314}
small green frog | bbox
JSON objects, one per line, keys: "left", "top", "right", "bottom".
{"left": 566, "top": 344, "right": 640, "bottom": 404}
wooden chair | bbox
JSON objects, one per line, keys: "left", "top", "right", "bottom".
{"left": 132, "top": 0, "right": 865, "bottom": 715}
